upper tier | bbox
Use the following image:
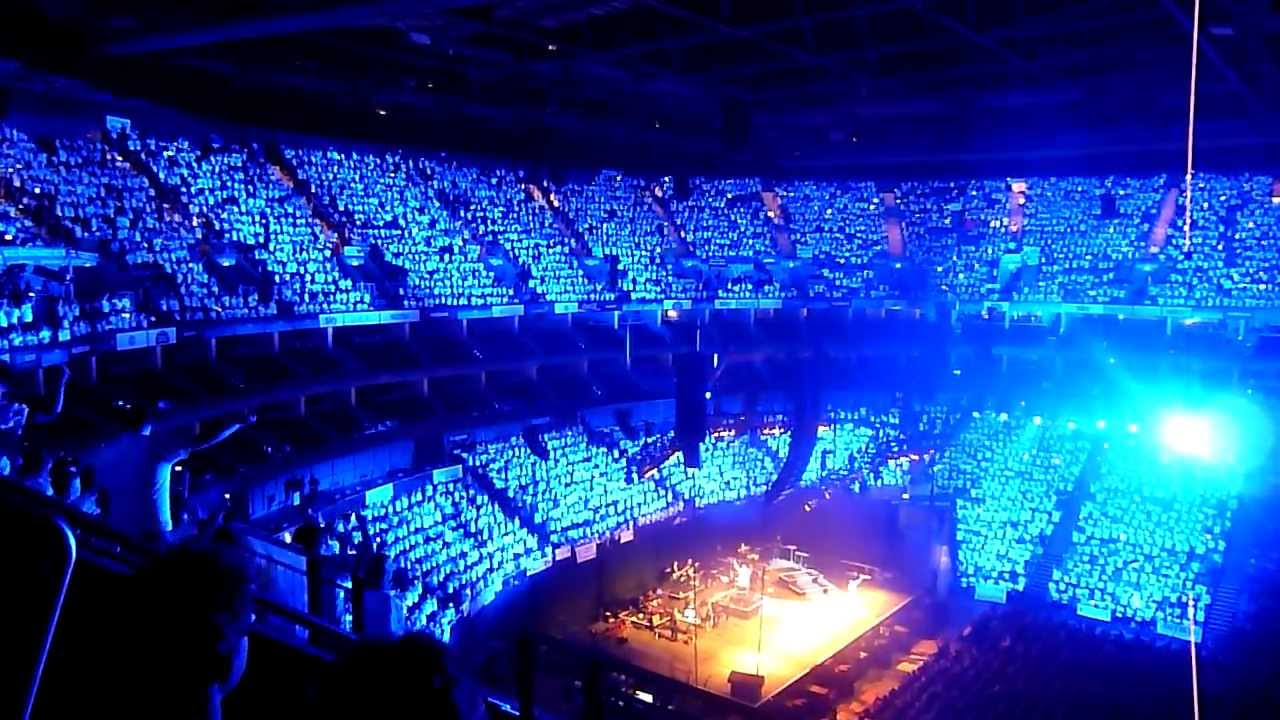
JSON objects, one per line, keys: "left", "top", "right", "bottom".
{"left": 3, "top": 123, "right": 1279, "bottom": 359}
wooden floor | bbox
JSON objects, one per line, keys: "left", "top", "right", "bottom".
{"left": 594, "top": 583, "right": 913, "bottom": 706}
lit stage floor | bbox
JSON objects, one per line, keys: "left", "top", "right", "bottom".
{"left": 594, "top": 583, "right": 913, "bottom": 706}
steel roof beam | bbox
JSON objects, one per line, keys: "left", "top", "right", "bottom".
{"left": 104, "top": 0, "right": 487, "bottom": 56}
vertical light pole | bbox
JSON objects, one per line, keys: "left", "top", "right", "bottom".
{"left": 1182, "top": 0, "right": 1202, "bottom": 252}
{"left": 1188, "top": 595, "right": 1201, "bottom": 720}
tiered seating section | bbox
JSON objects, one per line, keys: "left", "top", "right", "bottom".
{"left": 283, "top": 148, "right": 514, "bottom": 308}
{"left": 864, "top": 609, "right": 1194, "bottom": 720}
{"left": 139, "top": 135, "right": 360, "bottom": 316}
{"left": 4, "top": 122, "right": 1280, "bottom": 352}
{"left": 655, "top": 428, "right": 784, "bottom": 505}
{"left": 461, "top": 426, "right": 679, "bottom": 545}
{"left": 350, "top": 474, "right": 542, "bottom": 642}
{"left": 935, "top": 412, "right": 1090, "bottom": 594}
{"left": 1051, "top": 436, "right": 1236, "bottom": 627}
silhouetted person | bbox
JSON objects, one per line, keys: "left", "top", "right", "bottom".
{"left": 122, "top": 535, "right": 255, "bottom": 719}
{"left": 358, "top": 552, "right": 405, "bottom": 640}
{"left": 311, "top": 633, "right": 461, "bottom": 720}
{"left": 86, "top": 404, "right": 252, "bottom": 539}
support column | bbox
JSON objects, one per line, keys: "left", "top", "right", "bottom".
{"left": 325, "top": 326, "right": 334, "bottom": 351}
{"left": 421, "top": 377, "right": 430, "bottom": 397}
{"left": 272, "top": 331, "right": 280, "bottom": 353}
{"left": 349, "top": 386, "right": 357, "bottom": 407}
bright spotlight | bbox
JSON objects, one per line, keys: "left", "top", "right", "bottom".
{"left": 1032, "top": 416, "right": 1043, "bottom": 426}
{"left": 998, "top": 412, "right": 1009, "bottom": 422}
{"left": 1127, "top": 423, "right": 1140, "bottom": 434}
{"left": 1066, "top": 420, "right": 1077, "bottom": 431}
{"left": 1095, "top": 419, "right": 1107, "bottom": 430}
{"left": 1159, "top": 413, "right": 1214, "bottom": 461}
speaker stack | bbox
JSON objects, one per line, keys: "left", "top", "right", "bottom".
{"left": 673, "top": 351, "right": 708, "bottom": 469}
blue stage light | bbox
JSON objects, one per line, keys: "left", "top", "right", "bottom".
{"left": 1066, "top": 420, "right": 1078, "bottom": 431}
{"left": 1159, "top": 413, "right": 1214, "bottom": 461}
{"left": 1032, "top": 416, "right": 1043, "bottom": 426}
{"left": 1127, "top": 423, "right": 1140, "bottom": 433}
{"left": 1095, "top": 419, "right": 1107, "bottom": 430}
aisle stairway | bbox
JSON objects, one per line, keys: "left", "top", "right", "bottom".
{"left": 264, "top": 144, "right": 345, "bottom": 245}
{"left": 1024, "top": 551, "right": 1061, "bottom": 601}
{"left": 466, "top": 468, "right": 552, "bottom": 546}
{"left": 1203, "top": 583, "right": 1240, "bottom": 645}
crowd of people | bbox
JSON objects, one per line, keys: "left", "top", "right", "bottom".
{"left": 284, "top": 147, "right": 515, "bottom": 308}
{"left": 661, "top": 428, "right": 783, "bottom": 504}
{"left": 863, "top": 608, "right": 1196, "bottom": 720}
{"left": 556, "top": 171, "right": 681, "bottom": 300}
{"left": 3, "top": 122, "right": 1280, "bottom": 355}
{"left": 1051, "top": 436, "right": 1236, "bottom": 627}
{"left": 139, "top": 134, "right": 362, "bottom": 316}
{"left": 461, "top": 425, "right": 680, "bottom": 546}
{"left": 445, "top": 165, "right": 612, "bottom": 303}
{"left": 340, "top": 475, "right": 543, "bottom": 643}
{"left": 935, "top": 412, "right": 1090, "bottom": 594}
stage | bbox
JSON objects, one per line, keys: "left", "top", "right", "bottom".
{"left": 591, "top": 581, "right": 913, "bottom": 706}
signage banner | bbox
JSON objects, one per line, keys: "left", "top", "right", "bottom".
{"left": 574, "top": 541, "right": 598, "bottom": 563}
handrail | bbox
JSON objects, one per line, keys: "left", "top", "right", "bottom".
{"left": 0, "top": 480, "right": 356, "bottom": 653}
{"left": 3, "top": 294, "right": 1270, "bottom": 371}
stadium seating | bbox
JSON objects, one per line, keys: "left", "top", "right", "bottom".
{"left": 863, "top": 608, "right": 1193, "bottom": 720}
{"left": 3, "top": 121, "right": 1280, "bottom": 355}
{"left": 138, "top": 135, "right": 360, "bottom": 316}
{"left": 1051, "top": 435, "right": 1236, "bottom": 627}
{"left": 348, "top": 475, "right": 543, "bottom": 642}
{"left": 935, "top": 412, "right": 1089, "bottom": 594}
{"left": 462, "top": 426, "right": 680, "bottom": 545}
{"left": 450, "top": 166, "right": 610, "bottom": 303}
{"left": 654, "top": 427, "right": 784, "bottom": 505}
{"left": 284, "top": 147, "right": 515, "bottom": 308}
{"left": 556, "top": 171, "right": 684, "bottom": 300}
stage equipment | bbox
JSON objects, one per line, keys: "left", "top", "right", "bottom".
{"left": 727, "top": 670, "right": 766, "bottom": 704}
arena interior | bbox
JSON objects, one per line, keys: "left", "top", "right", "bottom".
{"left": 2, "top": 1, "right": 1280, "bottom": 719}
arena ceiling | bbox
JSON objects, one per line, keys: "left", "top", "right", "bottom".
{"left": 2, "top": 0, "right": 1279, "bottom": 175}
